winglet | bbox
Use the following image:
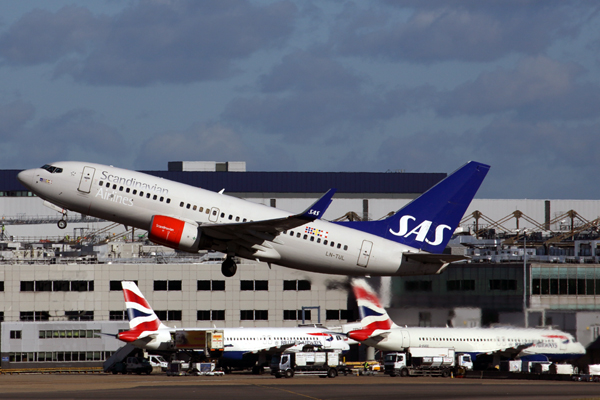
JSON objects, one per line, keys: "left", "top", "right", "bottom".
{"left": 298, "top": 188, "right": 336, "bottom": 221}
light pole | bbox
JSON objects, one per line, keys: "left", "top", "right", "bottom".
{"left": 522, "top": 229, "right": 528, "bottom": 328}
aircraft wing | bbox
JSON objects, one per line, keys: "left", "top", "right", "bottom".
{"left": 481, "top": 343, "right": 533, "bottom": 358}
{"left": 245, "top": 342, "right": 305, "bottom": 356}
{"left": 200, "top": 189, "right": 337, "bottom": 241}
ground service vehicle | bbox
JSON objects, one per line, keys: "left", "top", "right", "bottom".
{"left": 148, "top": 355, "right": 169, "bottom": 371}
{"left": 271, "top": 350, "right": 345, "bottom": 378}
{"left": 125, "top": 357, "right": 152, "bottom": 374}
{"left": 384, "top": 348, "right": 469, "bottom": 377}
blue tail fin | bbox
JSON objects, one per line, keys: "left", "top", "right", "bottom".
{"left": 336, "top": 161, "right": 490, "bottom": 253}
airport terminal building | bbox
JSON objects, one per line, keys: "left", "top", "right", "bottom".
{"left": 1, "top": 161, "right": 600, "bottom": 369}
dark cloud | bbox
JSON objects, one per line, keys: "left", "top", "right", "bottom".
{"left": 70, "top": 1, "right": 297, "bottom": 86}
{"left": 437, "top": 56, "right": 600, "bottom": 120}
{"left": 259, "top": 50, "right": 363, "bottom": 92}
{"left": 333, "top": 1, "right": 592, "bottom": 63}
{"left": 13, "top": 109, "right": 127, "bottom": 166}
{"left": 0, "top": 100, "right": 35, "bottom": 139}
{"left": 223, "top": 50, "right": 400, "bottom": 139}
{"left": 0, "top": 1, "right": 297, "bottom": 86}
{"left": 0, "top": 6, "right": 109, "bottom": 65}
{"left": 376, "top": 118, "right": 600, "bottom": 199}
{"left": 134, "top": 123, "right": 248, "bottom": 169}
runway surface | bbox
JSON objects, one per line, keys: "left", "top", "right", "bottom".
{"left": 1, "top": 374, "right": 599, "bottom": 400}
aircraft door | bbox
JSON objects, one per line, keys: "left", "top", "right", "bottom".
{"left": 559, "top": 339, "right": 567, "bottom": 351}
{"left": 323, "top": 335, "right": 332, "bottom": 348}
{"left": 401, "top": 330, "right": 410, "bottom": 348}
{"left": 357, "top": 240, "right": 373, "bottom": 267}
{"left": 209, "top": 207, "right": 220, "bottom": 222}
{"left": 78, "top": 166, "right": 95, "bottom": 193}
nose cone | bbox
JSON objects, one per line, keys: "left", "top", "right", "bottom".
{"left": 17, "top": 169, "right": 35, "bottom": 190}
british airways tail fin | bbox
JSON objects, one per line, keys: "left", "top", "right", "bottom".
{"left": 338, "top": 161, "right": 490, "bottom": 254}
{"left": 353, "top": 279, "right": 397, "bottom": 329}
{"left": 117, "top": 281, "right": 170, "bottom": 343}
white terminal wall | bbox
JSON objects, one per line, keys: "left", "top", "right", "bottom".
{"left": 0, "top": 261, "right": 349, "bottom": 328}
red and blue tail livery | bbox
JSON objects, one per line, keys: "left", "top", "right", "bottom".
{"left": 117, "top": 281, "right": 170, "bottom": 346}
{"left": 348, "top": 279, "right": 396, "bottom": 342}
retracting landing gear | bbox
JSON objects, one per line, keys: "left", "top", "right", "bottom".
{"left": 57, "top": 219, "right": 67, "bottom": 229}
{"left": 221, "top": 256, "right": 237, "bottom": 277}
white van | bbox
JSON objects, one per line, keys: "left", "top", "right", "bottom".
{"left": 148, "top": 355, "right": 168, "bottom": 371}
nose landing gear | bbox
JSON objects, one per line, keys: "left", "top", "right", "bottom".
{"left": 57, "top": 219, "right": 67, "bottom": 229}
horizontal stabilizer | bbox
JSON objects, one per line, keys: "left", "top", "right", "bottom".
{"left": 404, "top": 253, "right": 467, "bottom": 265}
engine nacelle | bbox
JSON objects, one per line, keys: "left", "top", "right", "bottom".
{"left": 148, "top": 215, "right": 200, "bottom": 253}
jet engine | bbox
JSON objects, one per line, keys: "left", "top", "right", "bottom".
{"left": 148, "top": 215, "right": 200, "bottom": 253}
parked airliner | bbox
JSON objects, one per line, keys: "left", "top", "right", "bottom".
{"left": 17, "top": 161, "right": 489, "bottom": 277}
{"left": 117, "top": 281, "right": 350, "bottom": 372}
{"left": 347, "top": 279, "right": 586, "bottom": 362}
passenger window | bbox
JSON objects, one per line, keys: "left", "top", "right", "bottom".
{"left": 212, "top": 210, "right": 217, "bottom": 216}
{"left": 290, "top": 231, "right": 294, "bottom": 236}
{"left": 166, "top": 198, "right": 171, "bottom": 204}
{"left": 133, "top": 190, "right": 137, "bottom": 195}
{"left": 186, "top": 204, "right": 191, "bottom": 209}
{"left": 221, "top": 213, "right": 225, "bottom": 218}
{"left": 199, "top": 207, "right": 204, "bottom": 212}
{"left": 236, "top": 216, "right": 240, "bottom": 222}
{"left": 112, "top": 184, "right": 117, "bottom": 189}
{"left": 206, "top": 209, "right": 210, "bottom": 214}
{"left": 119, "top": 186, "right": 123, "bottom": 191}
{"left": 317, "top": 238, "right": 321, "bottom": 243}
{"left": 303, "top": 235, "right": 307, "bottom": 240}
{"left": 228, "top": 215, "right": 233, "bottom": 220}
{"left": 99, "top": 181, "right": 103, "bottom": 186}
{"left": 324, "top": 240, "right": 328, "bottom": 245}
{"left": 193, "top": 205, "right": 197, "bottom": 211}
{"left": 310, "top": 237, "right": 314, "bottom": 242}
{"left": 180, "top": 202, "right": 184, "bottom": 207}
{"left": 337, "top": 243, "right": 341, "bottom": 249}
{"left": 126, "top": 188, "right": 130, "bottom": 193}
{"left": 106, "top": 182, "right": 110, "bottom": 188}
{"left": 153, "top": 195, "right": 157, "bottom": 200}
{"left": 330, "top": 242, "right": 335, "bottom": 247}
{"left": 160, "top": 197, "right": 164, "bottom": 202}
{"left": 146, "top": 193, "right": 151, "bottom": 199}
{"left": 140, "top": 191, "right": 144, "bottom": 197}
{"left": 296, "top": 233, "right": 301, "bottom": 238}
{"left": 343, "top": 245, "right": 348, "bottom": 250}
{"left": 243, "top": 218, "right": 247, "bottom": 222}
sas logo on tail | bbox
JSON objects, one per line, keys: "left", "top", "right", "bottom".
{"left": 389, "top": 215, "right": 450, "bottom": 246}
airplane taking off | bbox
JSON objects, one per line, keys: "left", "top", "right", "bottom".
{"left": 17, "top": 161, "right": 489, "bottom": 277}
{"left": 117, "top": 281, "right": 350, "bottom": 371}
{"left": 348, "top": 279, "right": 586, "bottom": 363}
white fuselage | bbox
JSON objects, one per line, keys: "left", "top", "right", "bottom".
{"left": 18, "top": 162, "right": 435, "bottom": 276}
{"left": 132, "top": 326, "right": 351, "bottom": 355}
{"left": 355, "top": 326, "right": 586, "bottom": 361}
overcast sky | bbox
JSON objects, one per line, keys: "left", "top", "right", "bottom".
{"left": 1, "top": 1, "right": 599, "bottom": 199}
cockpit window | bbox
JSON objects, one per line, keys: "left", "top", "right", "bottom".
{"left": 41, "top": 164, "right": 63, "bottom": 174}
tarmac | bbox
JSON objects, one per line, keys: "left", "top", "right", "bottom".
{"left": 1, "top": 373, "right": 600, "bottom": 400}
